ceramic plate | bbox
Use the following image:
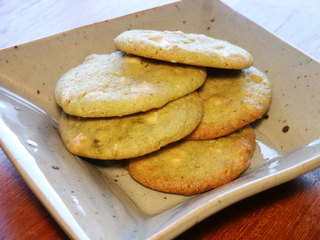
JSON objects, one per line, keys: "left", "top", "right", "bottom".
{"left": 0, "top": 0, "right": 320, "bottom": 239}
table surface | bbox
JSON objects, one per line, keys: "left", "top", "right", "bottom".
{"left": 1, "top": 0, "right": 319, "bottom": 239}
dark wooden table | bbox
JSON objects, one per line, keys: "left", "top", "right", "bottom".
{"left": 1, "top": 0, "right": 319, "bottom": 239}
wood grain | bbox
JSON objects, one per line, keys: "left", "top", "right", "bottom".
{"left": 0, "top": 0, "right": 319, "bottom": 239}
{"left": 177, "top": 168, "right": 320, "bottom": 240}
{"left": 0, "top": 150, "right": 68, "bottom": 240}
{"left": 0, "top": 0, "right": 176, "bottom": 50}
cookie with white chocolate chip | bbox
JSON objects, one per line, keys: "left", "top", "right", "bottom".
{"left": 55, "top": 51, "right": 206, "bottom": 118}
{"left": 187, "top": 67, "right": 271, "bottom": 140}
{"left": 114, "top": 30, "right": 253, "bottom": 69}
{"left": 58, "top": 93, "right": 203, "bottom": 160}
{"left": 128, "top": 126, "right": 256, "bottom": 195}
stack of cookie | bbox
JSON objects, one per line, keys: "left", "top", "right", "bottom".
{"left": 55, "top": 30, "right": 271, "bottom": 195}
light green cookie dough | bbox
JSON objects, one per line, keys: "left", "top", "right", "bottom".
{"left": 59, "top": 93, "right": 203, "bottom": 160}
{"left": 55, "top": 51, "right": 206, "bottom": 117}
{"left": 115, "top": 30, "right": 253, "bottom": 69}
{"left": 187, "top": 67, "right": 271, "bottom": 140}
{"left": 128, "top": 127, "right": 256, "bottom": 195}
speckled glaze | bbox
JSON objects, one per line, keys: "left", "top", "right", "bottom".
{"left": 0, "top": 0, "right": 319, "bottom": 239}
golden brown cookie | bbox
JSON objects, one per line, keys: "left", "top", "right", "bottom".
{"left": 128, "top": 127, "right": 256, "bottom": 195}
{"left": 187, "top": 67, "right": 271, "bottom": 140}
{"left": 58, "top": 93, "right": 203, "bottom": 160}
{"left": 55, "top": 51, "right": 206, "bottom": 117}
{"left": 114, "top": 30, "right": 253, "bottom": 69}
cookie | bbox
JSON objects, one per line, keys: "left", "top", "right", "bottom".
{"left": 187, "top": 67, "right": 271, "bottom": 140}
{"left": 58, "top": 93, "right": 203, "bottom": 160}
{"left": 55, "top": 51, "right": 206, "bottom": 117}
{"left": 128, "top": 126, "right": 256, "bottom": 195}
{"left": 114, "top": 30, "right": 253, "bottom": 69}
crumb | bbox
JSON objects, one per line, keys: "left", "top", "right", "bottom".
{"left": 282, "top": 125, "right": 289, "bottom": 133}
